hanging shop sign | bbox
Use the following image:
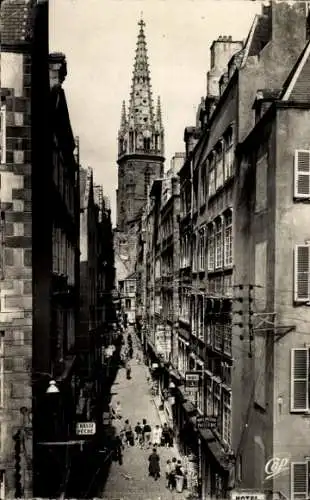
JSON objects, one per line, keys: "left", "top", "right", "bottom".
{"left": 76, "top": 422, "right": 96, "bottom": 436}
{"left": 185, "top": 371, "right": 200, "bottom": 390}
{"left": 196, "top": 415, "right": 218, "bottom": 430}
{"left": 230, "top": 491, "right": 266, "bottom": 500}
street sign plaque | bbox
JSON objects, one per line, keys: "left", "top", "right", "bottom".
{"left": 185, "top": 371, "right": 200, "bottom": 389}
{"left": 76, "top": 422, "right": 96, "bottom": 435}
{"left": 196, "top": 415, "right": 218, "bottom": 430}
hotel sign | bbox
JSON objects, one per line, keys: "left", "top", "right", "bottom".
{"left": 231, "top": 491, "right": 266, "bottom": 500}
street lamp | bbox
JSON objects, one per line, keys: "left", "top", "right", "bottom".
{"left": 46, "top": 380, "right": 60, "bottom": 394}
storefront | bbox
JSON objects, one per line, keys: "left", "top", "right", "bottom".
{"left": 198, "top": 428, "right": 233, "bottom": 499}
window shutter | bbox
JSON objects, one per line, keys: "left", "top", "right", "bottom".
{"left": 294, "top": 245, "right": 310, "bottom": 302}
{"left": 291, "top": 348, "right": 308, "bottom": 412}
{"left": 294, "top": 150, "right": 310, "bottom": 198}
{"left": 291, "top": 462, "right": 308, "bottom": 499}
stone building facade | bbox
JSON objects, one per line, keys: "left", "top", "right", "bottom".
{"left": 137, "top": 3, "right": 310, "bottom": 499}
{"left": 0, "top": 2, "right": 82, "bottom": 497}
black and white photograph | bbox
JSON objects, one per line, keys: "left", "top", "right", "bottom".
{"left": 0, "top": 0, "right": 310, "bottom": 498}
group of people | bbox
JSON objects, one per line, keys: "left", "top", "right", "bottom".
{"left": 148, "top": 447, "right": 185, "bottom": 490}
{"left": 121, "top": 420, "right": 174, "bottom": 449}
{"left": 120, "top": 333, "right": 133, "bottom": 379}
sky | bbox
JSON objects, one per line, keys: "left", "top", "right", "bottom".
{"left": 49, "top": 0, "right": 262, "bottom": 225}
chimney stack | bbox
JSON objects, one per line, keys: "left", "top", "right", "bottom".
{"left": 49, "top": 52, "right": 67, "bottom": 88}
{"left": 207, "top": 37, "right": 243, "bottom": 97}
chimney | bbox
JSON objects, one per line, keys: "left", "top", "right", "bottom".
{"left": 207, "top": 37, "right": 243, "bottom": 97}
{"left": 49, "top": 52, "right": 67, "bottom": 88}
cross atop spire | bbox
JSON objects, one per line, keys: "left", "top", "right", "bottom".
{"left": 138, "top": 13, "right": 145, "bottom": 29}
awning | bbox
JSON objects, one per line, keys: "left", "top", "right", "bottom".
{"left": 169, "top": 368, "right": 183, "bottom": 382}
{"left": 199, "top": 428, "right": 231, "bottom": 471}
{"left": 182, "top": 400, "right": 197, "bottom": 416}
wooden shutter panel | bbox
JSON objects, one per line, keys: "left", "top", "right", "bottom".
{"left": 294, "top": 246, "right": 310, "bottom": 302}
{"left": 291, "top": 462, "right": 308, "bottom": 499}
{"left": 291, "top": 348, "right": 308, "bottom": 412}
{"left": 294, "top": 150, "right": 310, "bottom": 198}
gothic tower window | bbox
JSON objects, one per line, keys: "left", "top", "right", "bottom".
{"left": 144, "top": 168, "right": 151, "bottom": 196}
{"left": 129, "top": 131, "right": 134, "bottom": 152}
{"left": 144, "top": 138, "right": 150, "bottom": 151}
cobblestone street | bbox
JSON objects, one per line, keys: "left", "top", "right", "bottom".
{"left": 100, "top": 332, "right": 185, "bottom": 500}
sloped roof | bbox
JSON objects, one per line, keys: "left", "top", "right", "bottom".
{"left": 281, "top": 41, "right": 310, "bottom": 103}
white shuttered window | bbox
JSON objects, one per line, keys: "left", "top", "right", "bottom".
{"left": 294, "top": 245, "right": 310, "bottom": 302}
{"left": 291, "top": 462, "right": 308, "bottom": 499}
{"left": 294, "top": 150, "right": 310, "bottom": 198}
{"left": 290, "top": 348, "right": 309, "bottom": 412}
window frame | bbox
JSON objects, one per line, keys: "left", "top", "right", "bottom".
{"left": 294, "top": 149, "right": 310, "bottom": 199}
{"left": 294, "top": 245, "right": 310, "bottom": 303}
{"left": 291, "top": 461, "right": 309, "bottom": 499}
{"left": 290, "top": 347, "right": 310, "bottom": 413}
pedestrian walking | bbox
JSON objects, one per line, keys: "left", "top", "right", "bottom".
{"left": 162, "top": 423, "right": 170, "bottom": 447}
{"left": 168, "top": 457, "right": 177, "bottom": 490}
{"left": 113, "top": 434, "right": 124, "bottom": 465}
{"left": 167, "top": 424, "right": 174, "bottom": 447}
{"left": 123, "top": 420, "right": 133, "bottom": 446}
{"left": 165, "top": 459, "right": 172, "bottom": 488}
{"left": 125, "top": 360, "right": 131, "bottom": 380}
{"left": 152, "top": 424, "right": 162, "bottom": 447}
{"left": 142, "top": 419, "right": 152, "bottom": 448}
{"left": 114, "top": 401, "right": 122, "bottom": 419}
{"left": 134, "top": 421, "right": 143, "bottom": 446}
{"left": 148, "top": 447, "right": 160, "bottom": 481}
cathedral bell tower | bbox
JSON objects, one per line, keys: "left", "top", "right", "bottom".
{"left": 116, "top": 17, "right": 165, "bottom": 231}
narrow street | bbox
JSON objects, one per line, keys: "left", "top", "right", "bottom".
{"left": 100, "top": 330, "right": 185, "bottom": 500}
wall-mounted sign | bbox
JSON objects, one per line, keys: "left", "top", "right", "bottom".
{"left": 185, "top": 371, "right": 200, "bottom": 389}
{"left": 196, "top": 415, "right": 218, "bottom": 430}
{"left": 76, "top": 422, "right": 96, "bottom": 435}
{"left": 230, "top": 491, "right": 266, "bottom": 500}
{"left": 264, "top": 456, "right": 290, "bottom": 481}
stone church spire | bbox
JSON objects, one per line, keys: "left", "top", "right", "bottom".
{"left": 120, "top": 100, "right": 127, "bottom": 130}
{"left": 116, "top": 17, "right": 165, "bottom": 232}
{"left": 118, "top": 17, "right": 164, "bottom": 158}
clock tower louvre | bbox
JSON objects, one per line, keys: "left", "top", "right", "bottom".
{"left": 116, "top": 17, "right": 165, "bottom": 232}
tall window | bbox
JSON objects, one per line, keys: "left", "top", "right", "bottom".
{"left": 0, "top": 333, "right": 4, "bottom": 409}
{"left": 144, "top": 169, "right": 151, "bottom": 196}
{"left": 290, "top": 348, "right": 310, "bottom": 412}
{"left": 294, "top": 245, "right": 310, "bottom": 302}
{"left": 294, "top": 150, "right": 310, "bottom": 199}
{"left": 291, "top": 462, "right": 310, "bottom": 499}
{"left": 215, "top": 218, "right": 223, "bottom": 269}
{"left": 224, "top": 128, "right": 233, "bottom": 180}
{"left": 199, "top": 229, "right": 205, "bottom": 271}
{"left": 208, "top": 224, "right": 215, "bottom": 271}
{"left": 208, "top": 154, "right": 216, "bottom": 197}
{"left": 222, "top": 390, "right": 232, "bottom": 445}
{"left": 215, "top": 142, "right": 224, "bottom": 191}
{"left": 224, "top": 211, "right": 233, "bottom": 267}
{"left": 0, "top": 105, "right": 6, "bottom": 165}
{"left": 206, "top": 376, "right": 213, "bottom": 416}
{"left": 200, "top": 162, "right": 207, "bottom": 207}
{"left": 192, "top": 234, "right": 197, "bottom": 272}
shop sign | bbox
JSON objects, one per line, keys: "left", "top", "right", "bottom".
{"left": 196, "top": 415, "right": 218, "bottom": 430}
{"left": 76, "top": 422, "right": 96, "bottom": 435}
{"left": 264, "top": 455, "right": 290, "bottom": 481}
{"left": 231, "top": 491, "right": 266, "bottom": 500}
{"left": 185, "top": 371, "right": 200, "bottom": 389}
{"left": 185, "top": 388, "right": 197, "bottom": 398}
